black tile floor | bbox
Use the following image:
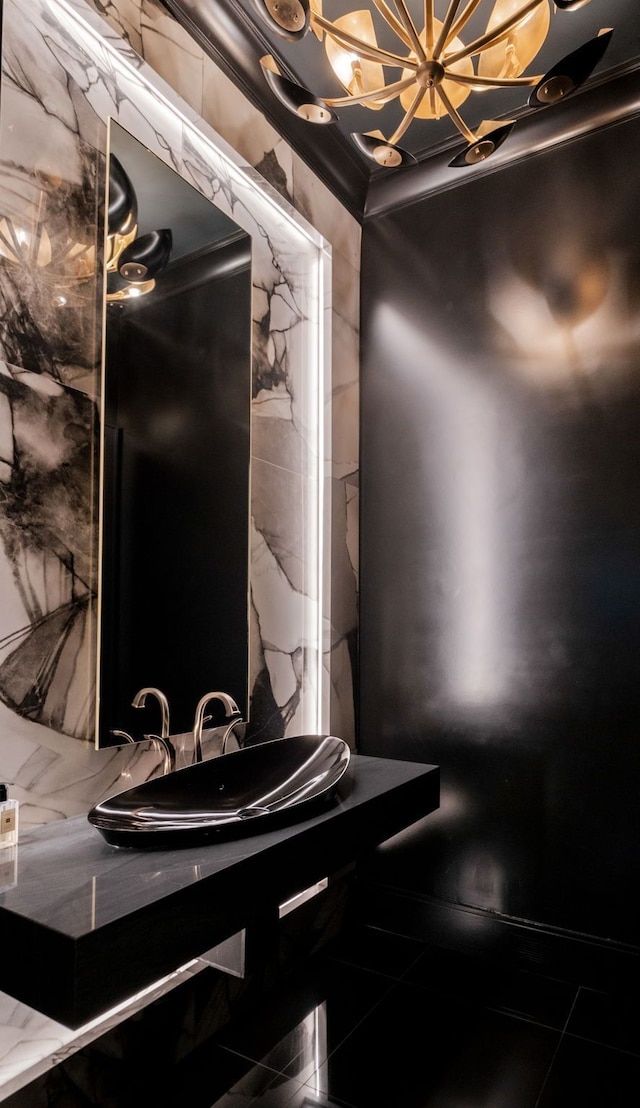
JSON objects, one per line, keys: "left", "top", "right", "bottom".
{"left": 163, "top": 924, "right": 640, "bottom": 1108}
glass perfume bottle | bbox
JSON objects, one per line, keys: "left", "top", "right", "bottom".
{"left": 0, "top": 783, "right": 18, "bottom": 849}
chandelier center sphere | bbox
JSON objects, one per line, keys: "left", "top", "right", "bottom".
{"left": 416, "top": 60, "right": 446, "bottom": 90}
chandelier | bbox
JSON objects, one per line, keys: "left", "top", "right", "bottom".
{"left": 256, "top": 0, "right": 612, "bottom": 168}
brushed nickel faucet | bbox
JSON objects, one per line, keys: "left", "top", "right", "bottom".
{"left": 131, "top": 687, "right": 171, "bottom": 738}
{"left": 131, "top": 687, "right": 175, "bottom": 773}
{"left": 192, "top": 691, "right": 242, "bottom": 764}
{"left": 110, "top": 729, "right": 135, "bottom": 744}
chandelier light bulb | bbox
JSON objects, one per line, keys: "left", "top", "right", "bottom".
{"left": 477, "top": 0, "right": 551, "bottom": 81}
{"left": 325, "top": 11, "right": 385, "bottom": 108}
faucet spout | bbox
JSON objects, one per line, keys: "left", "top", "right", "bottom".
{"left": 110, "top": 729, "right": 135, "bottom": 744}
{"left": 192, "top": 691, "right": 242, "bottom": 764}
{"left": 132, "top": 687, "right": 171, "bottom": 739}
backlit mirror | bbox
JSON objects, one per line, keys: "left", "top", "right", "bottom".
{"left": 96, "top": 121, "right": 251, "bottom": 748}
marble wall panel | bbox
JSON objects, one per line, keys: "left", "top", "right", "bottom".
{"left": 0, "top": 0, "right": 359, "bottom": 826}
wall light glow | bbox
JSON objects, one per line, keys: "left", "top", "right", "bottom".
{"left": 376, "top": 303, "right": 512, "bottom": 710}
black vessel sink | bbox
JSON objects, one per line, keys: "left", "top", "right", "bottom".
{"left": 88, "top": 734, "right": 351, "bottom": 848}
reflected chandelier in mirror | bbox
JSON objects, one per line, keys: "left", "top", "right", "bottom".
{"left": 106, "top": 154, "right": 173, "bottom": 302}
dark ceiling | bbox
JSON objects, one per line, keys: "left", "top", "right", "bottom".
{"left": 161, "top": 1, "right": 640, "bottom": 221}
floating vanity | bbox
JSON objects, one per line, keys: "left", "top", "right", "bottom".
{"left": 0, "top": 754, "right": 439, "bottom": 1029}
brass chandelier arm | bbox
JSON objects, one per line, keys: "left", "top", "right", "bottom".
{"left": 445, "top": 70, "right": 542, "bottom": 87}
{"left": 393, "top": 0, "right": 426, "bottom": 61}
{"left": 433, "top": 0, "right": 467, "bottom": 58}
{"left": 424, "top": 0, "right": 435, "bottom": 53}
{"left": 443, "top": 0, "right": 485, "bottom": 51}
{"left": 389, "top": 85, "right": 428, "bottom": 145}
{"left": 446, "top": 0, "right": 547, "bottom": 66}
{"left": 312, "top": 12, "right": 419, "bottom": 69}
{"left": 435, "top": 84, "right": 478, "bottom": 143}
{"left": 325, "top": 74, "right": 417, "bottom": 108}
{"left": 371, "top": 0, "right": 414, "bottom": 51}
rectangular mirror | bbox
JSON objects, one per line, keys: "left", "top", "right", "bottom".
{"left": 96, "top": 121, "right": 251, "bottom": 748}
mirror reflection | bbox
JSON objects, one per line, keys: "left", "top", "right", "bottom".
{"left": 96, "top": 121, "right": 251, "bottom": 748}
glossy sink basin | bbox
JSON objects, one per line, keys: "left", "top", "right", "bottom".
{"left": 88, "top": 734, "right": 351, "bottom": 848}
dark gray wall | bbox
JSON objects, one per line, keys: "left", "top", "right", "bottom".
{"left": 360, "top": 115, "right": 640, "bottom": 953}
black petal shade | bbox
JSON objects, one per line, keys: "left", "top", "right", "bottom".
{"left": 529, "top": 29, "right": 613, "bottom": 107}
{"left": 251, "top": 0, "right": 310, "bottom": 41}
{"left": 448, "top": 122, "right": 515, "bottom": 168}
{"left": 261, "top": 60, "right": 337, "bottom": 123}
{"left": 108, "top": 156, "right": 137, "bottom": 236}
{"left": 350, "top": 133, "right": 417, "bottom": 169}
{"left": 118, "top": 230, "right": 173, "bottom": 281}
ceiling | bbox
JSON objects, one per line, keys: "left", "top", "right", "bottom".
{"left": 161, "top": 1, "right": 640, "bottom": 221}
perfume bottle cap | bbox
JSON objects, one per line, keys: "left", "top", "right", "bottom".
{"left": 0, "top": 785, "right": 6, "bottom": 802}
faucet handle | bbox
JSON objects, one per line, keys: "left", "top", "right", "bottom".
{"left": 221, "top": 717, "right": 245, "bottom": 756}
{"left": 192, "top": 691, "right": 243, "bottom": 764}
{"left": 144, "top": 734, "right": 176, "bottom": 776}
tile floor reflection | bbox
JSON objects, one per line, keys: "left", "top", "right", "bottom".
{"left": 6, "top": 924, "right": 640, "bottom": 1107}
{"left": 170, "top": 925, "right": 640, "bottom": 1108}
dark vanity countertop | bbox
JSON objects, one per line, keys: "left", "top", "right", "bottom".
{"left": 0, "top": 754, "right": 439, "bottom": 1028}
